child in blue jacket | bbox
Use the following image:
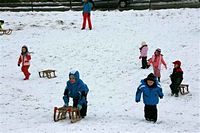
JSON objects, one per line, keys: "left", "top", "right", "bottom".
{"left": 81, "top": 0, "right": 93, "bottom": 30}
{"left": 63, "top": 70, "right": 89, "bottom": 118}
{"left": 135, "top": 73, "right": 164, "bottom": 122}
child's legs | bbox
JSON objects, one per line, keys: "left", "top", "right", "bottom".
{"left": 21, "top": 66, "right": 30, "bottom": 78}
{"left": 82, "top": 13, "right": 87, "bottom": 29}
{"left": 80, "top": 103, "right": 87, "bottom": 117}
{"left": 153, "top": 67, "right": 161, "bottom": 80}
{"left": 149, "top": 105, "right": 157, "bottom": 122}
{"left": 87, "top": 14, "right": 92, "bottom": 29}
{"left": 144, "top": 105, "right": 151, "bottom": 120}
{"left": 142, "top": 57, "right": 147, "bottom": 68}
{"left": 73, "top": 98, "right": 79, "bottom": 108}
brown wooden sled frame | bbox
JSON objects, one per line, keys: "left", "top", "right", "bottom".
{"left": 39, "top": 69, "right": 56, "bottom": 79}
{"left": 179, "top": 84, "right": 189, "bottom": 95}
{"left": 54, "top": 106, "right": 81, "bottom": 123}
{"left": 0, "top": 29, "right": 12, "bottom": 35}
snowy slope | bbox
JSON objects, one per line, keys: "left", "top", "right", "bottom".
{"left": 0, "top": 9, "right": 200, "bottom": 133}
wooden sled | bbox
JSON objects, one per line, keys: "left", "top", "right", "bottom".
{"left": 54, "top": 106, "right": 81, "bottom": 123}
{"left": 39, "top": 69, "right": 56, "bottom": 79}
{"left": 0, "top": 29, "right": 12, "bottom": 35}
{"left": 179, "top": 84, "right": 189, "bottom": 95}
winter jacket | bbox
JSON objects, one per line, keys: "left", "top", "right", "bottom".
{"left": 18, "top": 53, "right": 31, "bottom": 66}
{"left": 170, "top": 67, "right": 183, "bottom": 85}
{"left": 64, "top": 70, "right": 89, "bottom": 106}
{"left": 83, "top": 2, "right": 92, "bottom": 13}
{"left": 148, "top": 54, "right": 167, "bottom": 70}
{"left": 140, "top": 45, "right": 148, "bottom": 57}
{"left": 135, "top": 79, "right": 164, "bottom": 105}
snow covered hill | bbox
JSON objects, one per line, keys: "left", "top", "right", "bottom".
{"left": 0, "top": 8, "right": 199, "bottom": 133}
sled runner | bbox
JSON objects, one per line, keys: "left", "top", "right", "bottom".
{"left": 179, "top": 84, "right": 189, "bottom": 95}
{"left": 54, "top": 106, "right": 81, "bottom": 123}
{"left": 39, "top": 69, "right": 56, "bottom": 79}
{"left": 0, "top": 29, "right": 12, "bottom": 35}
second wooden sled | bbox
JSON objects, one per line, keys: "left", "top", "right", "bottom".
{"left": 39, "top": 69, "right": 56, "bottom": 79}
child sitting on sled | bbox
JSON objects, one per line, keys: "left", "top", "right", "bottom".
{"left": 135, "top": 73, "right": 164, "bottom": 123}
{"left": 170, "top": 60, "right": 183, "bottom": 97}
{"left": 0, "top": 20, "right": 4, "bottom": 30}
{"left": 18, "top": 45, "right": 31, "bottom": 80}
{"left": 63, "top": 70, "right": 89, "bottom": 118}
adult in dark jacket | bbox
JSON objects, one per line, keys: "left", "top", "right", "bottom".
{"left": 170, "top": 60, "right": 183, "bottom": 97}
{"left": 135, "top": 73, "right": 164, "bottom": 122}
{"left": 63, "top": 70, "right": 89, "bottom": 118}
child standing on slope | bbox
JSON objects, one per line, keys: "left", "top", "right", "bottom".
{"left": 18, "top": 45, "right": 31, "bottom": 80}
{"left": 135, "top": 73, "right": 164, "bottom": 123}
{"left": 139, "top": 41, "right": 149, "bottom": 69}
{"left": 148, "top": 48, "right": 167, "bottom": 82}
{"left": 81, "top": 0, "right": 93, "bottom": 30}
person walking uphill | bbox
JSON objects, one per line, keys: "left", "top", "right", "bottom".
{"left": 63, "top": 70, "right": 89, "bottom": 118}
{"left": 139, "top": 41, "right": 149, "bottom": 69}
{"left": 82, "top": 0, "right": 93, "bottom": 30}
{"left": 18, "top": 45, "right": 31, "bottom": 80}
{"left": 170, "top": 60, "right": 183, "bottom": 97}
{"left": 135, "top": 73, "right": 164, "bottom": 123}
{"left": 148, "top": 48, "right": 167, "bottom": 82}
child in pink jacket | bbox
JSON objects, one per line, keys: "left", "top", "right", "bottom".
{"left": 139, "top": 41, "right": 149, "bottom": 69}
{"left": 148, "top": 48, "right": 167, "bottom": 82}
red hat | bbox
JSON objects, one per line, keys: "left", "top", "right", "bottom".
{"left": 173, "top": 60, "right": 181, "bottom": 66}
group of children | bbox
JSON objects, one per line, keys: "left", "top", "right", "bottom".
{"left": 137, "top": 41, "right": 184, "bottom": 122}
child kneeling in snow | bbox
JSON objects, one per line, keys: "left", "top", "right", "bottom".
{"left": 170, "top": 60, "right": 183, "bottom": 97}
{"left": 18, "top": 45, "right": 31, "bottom": 80}
{"left": 135, "top": 73, "right": 164, "bottom": 123}
{"left": 63, "top": 70, "right": 89, "bottom": 118}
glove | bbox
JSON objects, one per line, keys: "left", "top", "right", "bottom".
{"left": 77, "top": 104, "right": 82, "bottom": 110}
{"left": 136, "top": 100, "right": 140, "bottom": 103}
{"left": 18, "top": 64, "right": 20, "bottom": 67}
{"left": 160, "top": 96, "right": 163, "bottom": 99}
{"left": 165, "top": 65, "right": 167, "bottom": 69}
{"left": 139, "top": 56, "right": 142, "bottom": 59}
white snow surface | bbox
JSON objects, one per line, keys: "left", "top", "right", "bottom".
{"left": 0, "top": 8, "right": 200, "bottom": 133}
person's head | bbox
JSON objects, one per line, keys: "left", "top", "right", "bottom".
{"left": 145, "top": 73, "right": 156, "bottom": 87}
{"left": 141, "top": 41, "right": 147, "bottom": 47}
{"left": 69, "top": 70, "right": 80, "bottom": 84}
{"left": 84, "top": 0, "right": 88, "bottom": 3}
{"left": 173, "top": 60, "right": 181, "bottom": 68}
{"left": 0, "top": 20, "right": 4, "bottom": 25}
{"left": 155, "top": 48, "right": 161, "bottom": 56}
{"left": 21, "top": 45, "right": 28, "bottom": 55}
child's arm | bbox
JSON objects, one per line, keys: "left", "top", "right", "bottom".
{"left": 135, "top": 84, "right": 144, "bottom": 102}
{"left": 161, "top": 56, "right": 167, "bottom": 69}
{"left": 18, "top": 56, "right": 22, "bottom": 65}
{"left": 157, "top": 85, "right": 164, "bottom": 99}
{"left": 27, "top": 54, "right": 31, "bottom": 61}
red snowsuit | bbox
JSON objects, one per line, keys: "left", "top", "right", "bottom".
{"left": 18, "top": 53, "right": 31, "bottom": 80}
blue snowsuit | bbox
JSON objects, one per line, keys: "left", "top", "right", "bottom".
{"left": 135, "top": 78, "right": 164, "bottom": 122}
{"left": 63, "top": 70, "right": 89, "bottom": 117}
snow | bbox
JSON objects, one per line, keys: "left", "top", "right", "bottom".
{"left": 0, "top": 8, "right": 200, "bottom": 133}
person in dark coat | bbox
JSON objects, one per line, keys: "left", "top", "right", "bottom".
{"left": 170, "top": 60, "right": 183, "bottom": 97}
{"left": 0, "top": 20, "right": 4, "bottom": 30}
{"left": 63, "top": 70, "right": 89, "bottom": 118}
{"left": 135, "top": 73, "right": 164, "bottom": 122}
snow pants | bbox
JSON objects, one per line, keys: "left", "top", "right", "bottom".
{"left": 82, "top": 13, "right": 92, "bottom": 29}
{"left": 21, "top": 65, "right": 30, "bottom": 79}
{"left": 144, "top": 105, "right": 157, "bottom": 122}
{"left": 141, "top": 57, "right": 148, "bottom": 69}
{"left": 153, "top": 67, "right": 161, "bottom": 81}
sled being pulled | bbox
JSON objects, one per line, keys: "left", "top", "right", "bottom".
{"left": 0, "top": 29, "right": 12, "bottom": 35}
{"left": 54, "top": 106, "right": 81, "bottom": 123}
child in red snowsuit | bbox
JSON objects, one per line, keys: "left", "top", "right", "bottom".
{"left": 18, "top": 45, "right": 31, "bottom": 80}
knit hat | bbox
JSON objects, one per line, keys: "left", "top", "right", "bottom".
{"left": 155, "top": 48, "right": 161, "bottom": 53}
{"left": 146, "top": 73, "right": 156, "bottom": 81}
{"left": 141, "top": 41, "right": 147, "bottom": 47}
{"left": 173, "top": 60, "right": 181, "bottom": 66}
